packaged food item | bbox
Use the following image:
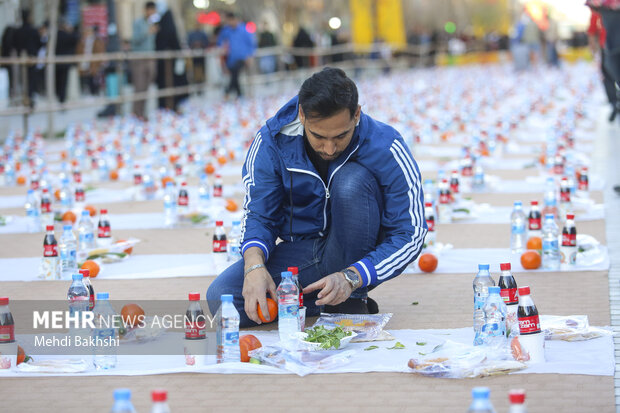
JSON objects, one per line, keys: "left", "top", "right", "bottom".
{"left": 312, "top": 313, "right": 393, "bottom": 342}
{"left": 541, "top": 315, "right": 613, "bottom": 342}
{"left": 248, "top": 346, "right": 355, "bottom": 376}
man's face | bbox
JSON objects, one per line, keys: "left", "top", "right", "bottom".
{"left": 145, "top": 6, "right": 155, "bottom": 18}
{"left": 300, "top": 106, "right": 360, "bottom": 161}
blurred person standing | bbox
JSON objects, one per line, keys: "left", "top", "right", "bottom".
{"left": 131, "top": 1, "right": 158, "bottom": 119}
{"left": 55, "top": 19, "right": 78, "bottom": 104}
{"left": 14, "top": 9, "right": 41, "bottom": 107}
{"left": 257, "top": 21, "right": 277, "bottom": 74}
{"left": 187, "top": 22, "right": 209, "bottom": 90}
{"left": 76, "top": 26, "right": 105, "bottom": 96}
{"left": 217, "top": 12, "right": 256, "bottom": 98}
{"left": 155, "top": 6, "right": 188, "bottom": 111}
{"left": 544, "top": 12, "right": 560, "bottom": 67}
{"left": 293, "top": 27, "right": 314, "bottom": 69}
{"left": 588, "top": 10, "right": 617, "bottom": 122}
{"left": 1, "top": 25, "right": 17, "bottom": 103}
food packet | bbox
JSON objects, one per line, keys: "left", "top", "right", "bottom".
{"left": 119, "top": 316, "right": 166, "bottom": 343}
{"left": 541, "top": 315, "right": 614, "bottom": 342}
{"left": 407, "top": 340, "right": 525, "bottom": 379}
{"left": 312, "top": 313, "right": 393, "bottom": 342}
{"left": 248, "top": 345, "right": 355, "bottom": 376}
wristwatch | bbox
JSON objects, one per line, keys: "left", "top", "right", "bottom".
{"left": 341, "top": 268, "right": 361, "bottom": 290}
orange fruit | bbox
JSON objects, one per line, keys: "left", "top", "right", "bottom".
{"left": 239, "top": 334, "right": 262, "bottom": 362}
{"left": 54, "top": 189, "right": 62, "bottom": 201}
{"left": 17, "top": 345, "right": 25, "bottom": 365}
{"left": 71, "top": 159, "right": 79, "bottom": 167}
{"left": 205, "top": 163, "right": 216, "bottom": 175}
{"left": 16, "top": 175, "right": 26, "bottom": 185}
{"left": 521, "top": 250, "right": 541, "bottom": 270}
{"left": 81, "top": 260, "right": 100, "bottom": 278}
{"left": 217, "top": 155, "right": 227, "bottom": 165}
{"left": 60, "top": 150, "right": 68, "bottom": 160}
{"left": 109, "top": 170, "right": 119, "bottom": 181}
{"left": 526, "top": 236, "right": 542, "bottom": 251}
{"left": 257, "top": 298, "right": 277, "bottom": 323}
{"left": 418, "top": 253, "right": 438, "bottom": 273}
{"left": 116, "top": 239, "right": 133, "bottom": 255}
{"left": 121, "top": 303, "right": 145, "bottom": 327}
{"left": 169, "top": 154, "right": 180, "bottom": 164}
{"left": 225, "top": 199, "right": 238, "bottom": 212}
{"left": 116, "top": 160, "right": 125, "bottom": 169}
{"left": 14, "top": 162, "right": 21, "bottom": 171}
{"left": 229, "top": 150, "right": 235, "bottom": 160}
{"left": 84, "top": 205, "right": 97, "bottom": 217}
{"left": 161, "top": 176, "right": 175, "bottom": 188}
{"left": 62, "top": 211, "right": 77, "bottom": 224}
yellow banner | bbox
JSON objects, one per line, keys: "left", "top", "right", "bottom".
{"left": 376, "top": 0, "right": 406, "bottom": 48}
{"left": 350, "top": 0, "right": 374, "bottom": 47}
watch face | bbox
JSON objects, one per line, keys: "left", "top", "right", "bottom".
{"left": 344, "top": 270, "right": 359, "bottom": 288}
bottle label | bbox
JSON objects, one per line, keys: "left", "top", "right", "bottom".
{"left": 134, "top": 175, "right": 142, "bottom": 185}
{"left": 280, "top": 303, "right": 299, "bottom": 318}
{"left": 89, "top": 295, "right": 95, "bottom": 311}
{"left": 542, "top": 239, "right": 558, "bottom": 252}
{"left": 439, "top": 193, "right": 450, "bottom": 204}
{"left": 213, "top": 186, "right": 223, "bottom": 197}
{"left": 560, "top": 190, "right": 570, "bottom": 203}
{"left": 178, "top": 196, "right": 189, "bottom": 206}
{"left": 0, "top": 324, "right": 15, "bottom": 342}
{"left": 560, "top": 246, "right": 577, "bottom": 265}
{"left": 213, "top": 240, "right": 227, "bottom": 253}
{"left": 426, "top": 218, "right": 435, "bottom": 232}
{"left": 79, "top": 233, "right": 94, "bottom": 244}
{"left": 462, "top": 166, "right": 473, "bottom": 177}
{"left": 94, "top": 327, "right": 115, "bottom": 341}
{"left": 528, "top": 217, "right": 541, "bottom": 230}
{"left": 224, "top": 331, "right": 239, "bottom": 346}
{"left": 553, "top": 164, "right": 564, "bottom": 175}
{"left": 578, "top": 179, "right": 588, "bottom": 191}
{"left": 500, "top": 288, "right": 518, "bottom": 304}
{"left": 185, "top": 321, "right": 206, "bottom": 339}
{"left": 518, "top": 315, "right": 541, "bottom": 334}
{"left": 562, "top": 233, "right": 576, "bottom": 247}
{"left": 450, "top": 183, "right": 459, "bottom": 194}
{"left": 75, "top": 191, "right": 85, "bottom": 202}
{"left": 41, "top": 202, "right": 52, "bottom": 213}
{"left": 511, "top": 223, "right": 525, "bottom": 234}
{"left": 98, "top": 226, "right": 111, "bottom": 238}
{"left": 44, "top": 244, "right": 58, "bottom": 257}
{"left": 481, "top": 321, "right": 504, "bottom": 338}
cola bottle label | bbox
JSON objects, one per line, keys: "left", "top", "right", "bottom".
{"left": 560, "top": 190, "right": 570, "bottom": 202}
{"left": 31, "top": 180, "right": 40, "bottom": 190}
{"left": 185, "top": 313, "right": 206, "bottom": 339}
{"left": 518, "top": 314, "right": 541, "bottom": 335}
{"left": 528, "top": 217, "right": 541, "bottom": 230}
{"left": 0, "top": 324, "right": 15, "bottom": 343}
{"left": 98, "top": 225, "right": 111, "bottom": 238}
{"left": 439, "top": 192, "right": 450, "bottom": 204}
{"left": 578, "top": 177, "right": 588, "bottom": 191}
{"left": 44, "top": 244, "right": 58, "bottom": 257}
{"left": 75, "top": 190, "right": 85, "bottom": 202}
{"left": 562, "top": 232, "right": 576, "bottom": 247}
{"left": 450, "top": 182, "right": 459, "bottom": 194}
{"left": 213, "top": 239, "right": 227, "bottom": 253}
{"left": 462, "top": 166, "right": 473, "bottom": 177}
{"left": 41, "top": 201, "right": 52, "bottom": 213}
{"left": 553, "top": 164, "right": 564, "bottom": 175}
{"left": 213, "top": 186, "right": 223, "bottom": 197}
{"left": 500, "top": 288, "right": 518, "bottom": 305}
{"left": 178, "top": 195, "right": 189, "bottom": 206}
{"left": 134, "top": 175, "right": 142, "bottom": 185}
{"left": 426, "top": 217, "right": 435, "bottom": 231}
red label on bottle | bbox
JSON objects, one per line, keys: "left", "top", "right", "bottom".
{"left": 98, "top": 226, "right": 111, "bottom": 238}
{"left": 44, "top": 244, "right": 58, "bottom": 257}
{"left": 518, "top": 315, "right": 541, "bottom": 335}
{"left": 450, "top": 183, "right": 459, "bottom": 194}
{"left": 0, "top": 324, "right": 15, "bottom": 343}
{"left": 134, "top": 175, "right": 142, "bottom": 185}
{"left": 41, "top": 202, "right": 52, "bottom": 213}
{"left": 299, "top": 293, "right": 304, "bottom": 307}
{"left": 553, "top": 164, "right": 564, "bottom": 175}
{"left": 500, "top": 288, "right": 518, "bottom": 304}
{"left": 560, "top": 190, "right": 571, "bottom": 203}
{"left": 578, "top": 179, "right": 588, "bottom": 191}
{"left": 426, "top": 218, "right": 435, "bottom": 232}
{"left": 562, "top": 233, "right": 577, "bottom": 247}
{"left": 185, "top": 321, "right": 206, "bottom": 339}
{"left": 75, "top": 190, "right": 85, "bottom": 202}
{"left": 178, "top": 196, "right": 189, "bottom": 206}
{"left": 213, "top": 186, "right": 222, "bottom": 197}
{"left": 462, "top": 166, "right": 473, "bottom": 177}
{"left": 213, "top": 240, "right": 227, "bottom": 253}
{"left": 30, "top": 181, "right": 39, "bottom": 190}
{"left": 528, "top": 217, "right": 541, "bottom": 231}
{"left": 89, "top": 295, "right": 95, "bottom": 311}
{"left": 439, "top": 193, "right": 450, "bottom": 204}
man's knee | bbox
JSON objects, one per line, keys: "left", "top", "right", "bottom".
{"left": 330, "top": 162, "right": 378, "bottom": 204}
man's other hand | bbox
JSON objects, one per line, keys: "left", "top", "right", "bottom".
{"left": 303, "top": 272, "right": 353, "bottom": 306}
{"left": 242, "top": 267, "right": 277, "bottom": 324}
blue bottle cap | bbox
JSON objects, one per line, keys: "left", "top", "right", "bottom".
{"left": 514, "top": 200, "right": 522, "bottom": 207}
{"left": 96, "top": 292, "right": 109, "bottom": 300}
{"left": 113, "top": 388, "right": 131, "bottom": 401}
{"left": 27, "top": 189, "right": 34, "bottom": 194}
{"left": 221, "top": 294, "right": 233, "bottom": 302}
{"left": 472, "top": 387, "right": 490, "bottom": 399}
{"left": 63, "top": 225, "right": 72, "bottom": 231}
{"left": 281, "top": 271, "right": 292, "bottom": 278}
{"left": 488, "top": 286, "right": 500, "bottom": 294}
{"left": 81, "top": 210, "right": 89, "bottom": 216}
{"left": 545, "top": 214, "right": 554, "bottom": 219}
{"left": 232, "top": 220, "right": 240, "bottom": 225}
{"left": 478, "top": 264, "right": 490, "bottom": 270}
{"left": 166, "top": 182, "right": 173, "bottom": 187}
{"left": 72, "top": 273, "right": 82, "bottom": 281}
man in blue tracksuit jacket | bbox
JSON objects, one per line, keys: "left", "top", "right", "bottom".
{"left": 207, "top": 67, "right": 427, "bottom": 327}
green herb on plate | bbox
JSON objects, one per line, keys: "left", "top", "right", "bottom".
{"left": 387, "top": 341, "right": 405, "bottom": 350}
{"left": 304, "top": 325, "right": 352, "bottom": 350}
{"left": 364, "top": 345, "right": 379, "bottom": 351}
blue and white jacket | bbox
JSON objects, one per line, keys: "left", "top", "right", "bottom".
{"left": 240, "top": 96, "right": 427, "bottom": 287}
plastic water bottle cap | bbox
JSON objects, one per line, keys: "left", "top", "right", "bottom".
{"left": 79, "top": 268, "right": 90, "bottom": 278}
{"left": 509, "top": 389, "right": 526, "bottom": 404}
{"left": 281, "top": 271, "right": 292, "bottom": 278}
{"left": 63, "top": 225, "right": 72, "bottom": 231}
{"left": 166, "top": 182, "right": 173, "bottom": 187}
{"left": 287, "top": 267, "right": 299, "bottom": 275}
{"left": 514, "top": 201, "right": 522, "bottom": 207}
{"left": 232, "top": 220, "right": 241, "bottom": 226}
{"left": 152, "top": 390, "right": 167, "bottom": 402}
{"left": 544, "top": 214, "right": 554, "bottom": 220}
{"left": 81, "top": 210, "right": 89, "bottom": 216}
{"left": 0, "top": 297, "right": 9, "bottom": 306}
{"left": 27, "top": 189, "right": 34, "bottom": 194}
{"left": 518, "top": 286, "right": 530, "bottom": 296}
{"left": 46, "top": 225, "right": 54, "bottom": 231}
{"left": 188, "top": 292, "right": 200, "bottom": 301}
{"left": 72, "top": 273, "right": 82, "bottom": 281}
{"left": 478, "top": 264, "right": 490, "bottom": 270}
{"left": 221, "top": 294, "right": 233, "bottom": 302}
{"left": 113, "top": 388, "right": 131, "bottom": 401}
{"left": 472, "top": 387, "right": 490, "bottom": 399}
{"left": 488, "top": 286, "right": 500, "bottom": 294}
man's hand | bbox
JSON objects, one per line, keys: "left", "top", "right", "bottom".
{"left": 303, "top": 272, "right": 353, "bottom": 306}
{"left": 242, "top": 268, "right": 277, "bottom": 324}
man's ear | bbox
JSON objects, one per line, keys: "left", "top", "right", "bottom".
{"left": 355, "top": 105, "right": 361, "bottom": 122}
{"left": 299, "top": 106, "right": 305, "bottom": 124}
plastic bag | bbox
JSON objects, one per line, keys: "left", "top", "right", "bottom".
{"left": 311, "top": 313, "right": 393, "bottom": 342}
{"left": 248, "top": 345, "right": 355, "bottom": 376}
{"left": 119, "top": 316, "right": 167, "bottom": 343}
{"left": 541, "top": 315, "right": 614, "bottom": 342}
{"left": 407, "top": 340, "right": 526, "bottom": 379}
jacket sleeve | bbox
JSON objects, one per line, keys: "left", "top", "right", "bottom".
{"left": 351, "top": 136, "right": 427, "bottom": 287}
{"left": 239, "top": 130, "right": 284, "bottom": 261}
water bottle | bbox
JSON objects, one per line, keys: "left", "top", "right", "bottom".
{"left": 110, "top": 388, "right": 136, "bottom": 413}
{"left": 143, "top": 164, "right": 156, "bottom": 200}
{"left": 227, "top": 220, "right": 242, "bottom": 262}
{"left": 473, "top": 264, "right": 494, "bottom": 345}
{"left": 510, "top": 201, "right": 526, "bottom": 254}
{"left": 151, "top": 390, "right": 171, "bottom": 413}
{"left": 198, "top": 172, "right": 211, "bottom": 213}
{"left": 467, "top": 387, "right": 496, "bottom": 413}
{"left": 423, "top": 179, "right": 435, "bottom": 205}
{"left": 79, "top": 268, "right": 95, "bottom": 311}
{"left": 59, "top": 178, "right": 73, "bottom": 211}
{"left": 98, "top": 209, "right": 112, "bottom": 247}
{"left": 472, "top": 165, "right": 485, "bottom": 191}
{"left": 508, "top": 389, "right": 528, "bottom": 413}
{"left": 527, "top": 200, "right": 542, "bottom": 238}
{"left": 424, "top": 202, "right": 436, "bottom": 246}
{"left": 277, "top": 271, "right": 300, "bottom": 341}
{"left": 216, "top": 294, "right": 240, "bottom": 363}
{"left": 543, "top": 177, "right": 557, "bottom": 211}
{"left": 163, "top": 182, "right": 177, "bottom": 228}
{"left": 560, "top": 213, "right": 577, "bottom": 267}
{"left": 177, "top": 182, "right": 189, "bottom": 215}
{"left": 481, "top": 286, "right": 507, "bottom": 346}
{"left": 77, "top": 210, "right": 95, "bottom": 261}
{"left": 93, "top": 292, "right": 119, "bottom": 369}
{"left": 67, "top": 273, "right": 89, "bottom": 336}
{"left": 541, "top": 214, "right": 560, "bottom": 270}
{"left": 25, "top": 189, "right": 41, "bottom": 233}
{"left": 437, "top": 179, "right": 452, "bottom": 224}
{"left": 40, "top": 188, "right": 54, "bottom": 229}
{"left": 59, "top": 225, "right": 78, "bottom": 280}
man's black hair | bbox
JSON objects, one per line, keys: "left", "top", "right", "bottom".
{"left": 145, "top": 1, "right": 156, "bottom": 9}
{"left": 298, "top": 67, "right": 358, "bottom": 120}
{"left": 225, "top": 12, "right": 237, "bottom": 20}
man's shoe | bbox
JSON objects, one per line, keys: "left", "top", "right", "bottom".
{"left": 366, "top": 297, "right": 379, "bottom": 314}
{"left": 324, "top": 298, "right": 369, "bottom": 314}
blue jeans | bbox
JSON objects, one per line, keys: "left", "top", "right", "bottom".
{"left": 206, "top": 162, "right": 383, "bottom": 327}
